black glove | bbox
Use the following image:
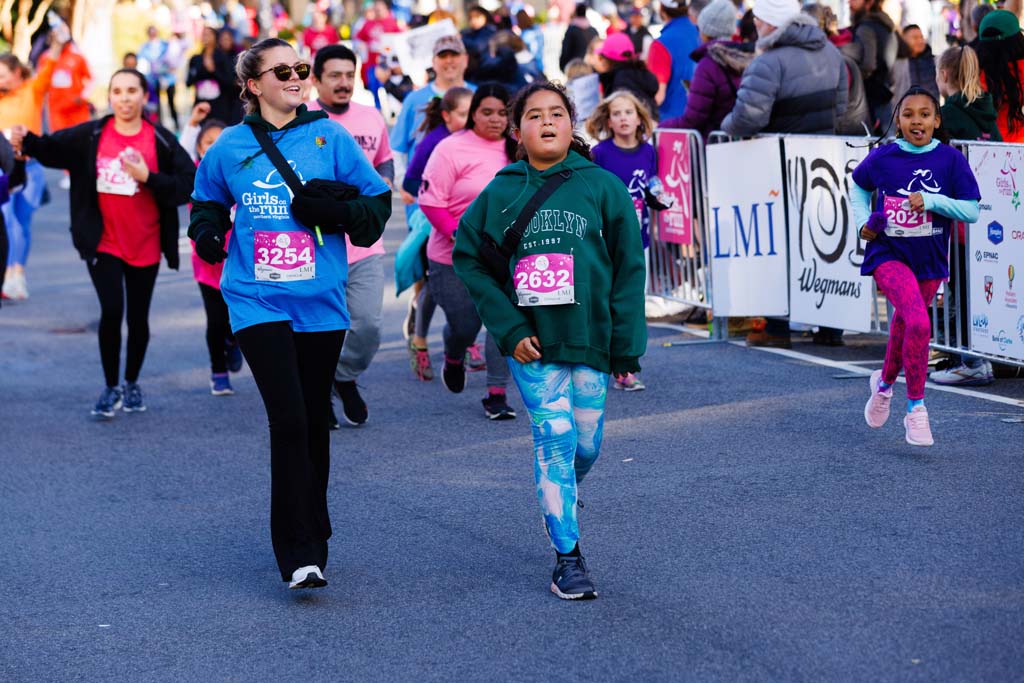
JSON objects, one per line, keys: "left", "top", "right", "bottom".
{"left": 193, "top": 225, "right": 227, "bottom": 264}
{"left": 290, "top": 193, "right": 349, "bottom": 234}
{"left": 644, "top": 186, "right": 671, "bottom": 211}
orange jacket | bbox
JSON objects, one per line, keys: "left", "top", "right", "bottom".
{"left": 43, "top": 45, "right": 92, "bottom": 128}
{"left": 0, "top": 57, "right": 56, "bottom": 134}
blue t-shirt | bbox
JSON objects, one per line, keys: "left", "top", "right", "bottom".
{"left": 852, "top": 142, "right": 980, "bottom": 280}
{"left": 192, "top": 117, "right": 389, "bottom": 334}
{"left": 392, "top": 82, "right": 477, "bottom": 160}
{"left": 592, "top": 139, "right": 658, "bottom": 248}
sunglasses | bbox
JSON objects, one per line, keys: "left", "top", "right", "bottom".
{"left": 258, "top": 62, "right": 311, "bottom": 81}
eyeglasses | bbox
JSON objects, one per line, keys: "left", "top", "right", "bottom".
{"left": 257, "top": 62, "right": 311, "bottom": 81}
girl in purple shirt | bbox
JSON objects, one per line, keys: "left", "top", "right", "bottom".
{"left": 853, "top": 87, "right": 981, "bottom": 447}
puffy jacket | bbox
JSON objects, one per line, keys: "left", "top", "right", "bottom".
{"left": 722, "top": 15, "right": 848, "bottom": 136}
{"left": 664, "top": 40, "right": 753, "bottom": 139}
{"left": 853, "top": 11, "right": 898, "bottom": 108}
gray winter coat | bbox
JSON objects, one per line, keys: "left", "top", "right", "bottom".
{"left": 721, "top": 15, "right": 848, "bottom": 136}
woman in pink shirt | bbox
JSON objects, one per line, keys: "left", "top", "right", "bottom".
{"left": 419, "top": 84, "right": 518, "bottom": 420}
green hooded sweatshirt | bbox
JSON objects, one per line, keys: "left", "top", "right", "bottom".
{"left": 452, "top": 151, "right": 647, "bottom": 375}
{"left": 940, "top": 92, "right": 1003, "bottom": 142}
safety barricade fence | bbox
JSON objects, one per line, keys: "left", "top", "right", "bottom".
{"left": 931, "top": 141, "right": 1024, "bottom": 369}
{"left": 649, "top": 131, "right": 1024, "bottom": 369}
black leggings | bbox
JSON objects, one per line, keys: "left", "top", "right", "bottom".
{"left": 235, "top": 321, "right": 345, "bottom": 581}
{"left": 86, "top": 253, "right": 159, "bottom": 387}
{"left": 198, "top": 283, "right": 233, "bottom": 373}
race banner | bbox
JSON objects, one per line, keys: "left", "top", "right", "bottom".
{"left": 967, "top": 144, "right": 1024, "bottom": 361}
{"left": 656, "top": 130, "right": 693, "bottom": 245}
{"left": 784, "top": 137, "right": 873, "bottom": 331}
{"left": 707, "top": 137, "right": 788, "bottom": 316}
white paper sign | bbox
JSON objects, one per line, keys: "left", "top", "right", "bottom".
{"left": 380, "top": 19, "right": 458, "bottom": 86}
{"left": 785, "top": 137, "right": 874, "bottom": 331}
{"left": 967, "top": 144, "right": 1024, "bottom": 361}
{"left": 707, "top": 137, "right": 788, "bottom": 316}
{"left": 566, "top": 73, "right": 600, "bottom": 122}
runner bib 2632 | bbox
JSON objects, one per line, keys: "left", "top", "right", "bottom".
{"left": 514, "top": 253, "right": 574, "bottom": 306}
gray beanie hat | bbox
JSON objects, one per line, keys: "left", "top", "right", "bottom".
{"left": 698, "top": 0, "right": 738, "bottom": 39}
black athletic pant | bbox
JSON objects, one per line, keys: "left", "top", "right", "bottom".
{"left": 165, "top": 83, "right": 179, "bottom": 131}
{"left": 198, "top": 283, "right": 232, "bottom": 373}
{"left": 235, "top": 321, "right": 345, "bottom": 581}
{"left": 86, "top": 253, "right": 159, "bottom": 387}
{"left": 0, "top": 214, "right": 7, "bottom": 306}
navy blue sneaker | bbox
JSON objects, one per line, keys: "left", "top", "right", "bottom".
{"left": 90, "top": 386, "right": 123, "bottom": 421}
{"left": 482, "top": 393, "right": 516, "bottom": 420}
{"left": 210, "top": 373, "right": 234, "bottom": 396}
{"left": 122, "top": 382, "right": 146, "bottom": 413}
{"left": 551, "top": 553, "right": 597, "bottom": 600}
{"left": 225, "top": 339, "right": 244, "bottom": 373}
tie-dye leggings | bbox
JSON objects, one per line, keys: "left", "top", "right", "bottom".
{"left": 508, "top": 360, "right": 608, "bottom": 555}
{"left": 873, "top": 260, "right": 943, "bottom": 401}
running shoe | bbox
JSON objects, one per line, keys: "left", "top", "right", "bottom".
{"left": 2, "top": 271, "right": 28, "bottom": 300}
{"left": 210, "top": 373, "right": 234, "bottom": 396}
{"left": 409, "top": 341, "right": 434, "bottom": 381}
{"left": 482, "top": 393, "right": 516, "bottom": 420}
{"left": 122, "top": 382, "right": 147, "bottom": 413}
{"left": 334, "top": 380, "right": 368, "bottom": 426}
{"left": 550, "top": 554, "right": 597, "bottom": 600}
{"left": 612, "top": 373, "right": 646, "bottom": 391}
{"left": 225, "top": 339, "right": 244, "bottom": 373}
{"left": 929, "top": 361, "right": 994, "bottom": 386}
{"left": 90, "top": 386, "right": 123, "bottom": 421}
{"left": 904, "top": 405, "right": 934, "bottom": 446}
{"left": 465, "top": 343, "right": 486, "bottom": 372}
{"left": 402, "top": 296, "right": 416, "bottom": 340}
{"left": 864, "top": 369, "right": 892, "bottom": 429}
{"left": 442, "top": 357, "right": 466, "bottom": 393}
{"left": 288, "top": 565, "right": 327, "bottom": 590}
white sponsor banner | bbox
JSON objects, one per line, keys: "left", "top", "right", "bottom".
{"left": 380, "top": 19, "right": 457, "bottom": 86}
{"left": 967, "top": 144, "right": 1024, "bottom": 361}
{"left": 784, "top": 137, "right": 874, "bottom": 331}
{"left": 707, "top": 137, "right": 788, "bottom": 316}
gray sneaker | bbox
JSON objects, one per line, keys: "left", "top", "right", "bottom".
{"left": 122, "top": 382, "right": 147, "bottom": 412}
{"left": 90, "top": 386, "right": 123, "bottom": 420}
{"left": 929, "top": 360, "right": 994, "bottom": 386}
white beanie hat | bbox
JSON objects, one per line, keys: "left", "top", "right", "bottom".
{"left": 698, "top": 0, "right": 738, "bottom": 39}
{"left": 752, "top": 0, "right": 800, "bottom": 27}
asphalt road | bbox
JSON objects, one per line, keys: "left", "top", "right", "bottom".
{"left": 2, "top": 170, "right": 1022, "bottom": 681}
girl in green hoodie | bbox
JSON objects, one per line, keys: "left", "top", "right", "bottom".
{"left": 937, "top": 45, "right": 1002, "bottom": 142}
{"left": 452, "top": 82, "right": 647, "bottom": 600}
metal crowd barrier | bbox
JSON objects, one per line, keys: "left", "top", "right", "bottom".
{"left": 647, "top": 129, "right": 714, "bottom": 324}
{"left": 927, "top": 140, "right": 1024, "bottom": 370}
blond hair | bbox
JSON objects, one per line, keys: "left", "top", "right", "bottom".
{"left": 938, "top": 45, "right": 984, "bottom": 105}
{"left": 584, "top": 90, "right": 656, "bottom": 143}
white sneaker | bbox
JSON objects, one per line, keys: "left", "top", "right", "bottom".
{"left": 929, "top": 361, "right": 994, "bottom": 386}
{"left": 58, "top": 175, "right": 71, "bottom": 190}
{"left": 2, "top": 271, "right": 28, "bottom": 300}
{"left": 288, "top": 565, "right": 327, "bottom": 589}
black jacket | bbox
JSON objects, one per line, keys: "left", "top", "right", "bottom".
{"left": 22, "top": 116, "right": 195, "bottom": 269}
{"left": 853, "top": 11, "right": 898, "bottom": 107}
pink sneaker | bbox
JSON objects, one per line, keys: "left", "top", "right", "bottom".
{"left": 465, "top": 343, "right": 486, "bottom": 372}
{"left": 864, "top": 369, "right": 892, "bottom": 428}
{"left": 903, "top": 405, "right": 934, "bottom": 446}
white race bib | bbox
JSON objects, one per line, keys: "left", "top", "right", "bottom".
{"left": 254, "top": 231, "right": 315, "bottom": 282}
{"left": 514, "top": 253, "right": 575, "bottom": 306}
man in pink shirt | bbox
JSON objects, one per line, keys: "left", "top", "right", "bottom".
{"left": 309, "top": 44, "right": 395, "bottom": 428}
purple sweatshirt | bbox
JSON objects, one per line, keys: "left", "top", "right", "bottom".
{"left": 402, "top": 125, "right": 451, "bottom": 196}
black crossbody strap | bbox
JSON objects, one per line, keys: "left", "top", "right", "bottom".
{"left": 248, "top": 124, "right": 304, "bottom": 197}
{"left": 500, "top": 169, "right": 573, "bottom": 256}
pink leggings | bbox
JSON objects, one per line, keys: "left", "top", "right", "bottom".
{"left": 873, "top": 260, "right": 943, "bottom": 401}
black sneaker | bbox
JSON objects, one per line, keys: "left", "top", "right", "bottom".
{"left": 328, "top": 402, "right": 340, "bottom": 430}
{"left": 90, "top": 386, "right": 123, "bottom": 421}
{"left": 551, "top": 554, "right": 597, "bottom": 600}
{"left": 334, "top": 380, "right": 367, "bottom": 426}
{"left": 482, "top": 393, "right": 516, "bottom": 420}
{"left": 225, "top": 338, "right": 244, "bottom": 372}
{"left": 442, "top": 358, "right": 466, "bottom": 393}
{"left": 122, "top": 382, "right": 146, "bottom": 413}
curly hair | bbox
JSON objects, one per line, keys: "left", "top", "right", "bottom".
{"left": 508, "top": 81, "right": 592, "bottom": 162}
